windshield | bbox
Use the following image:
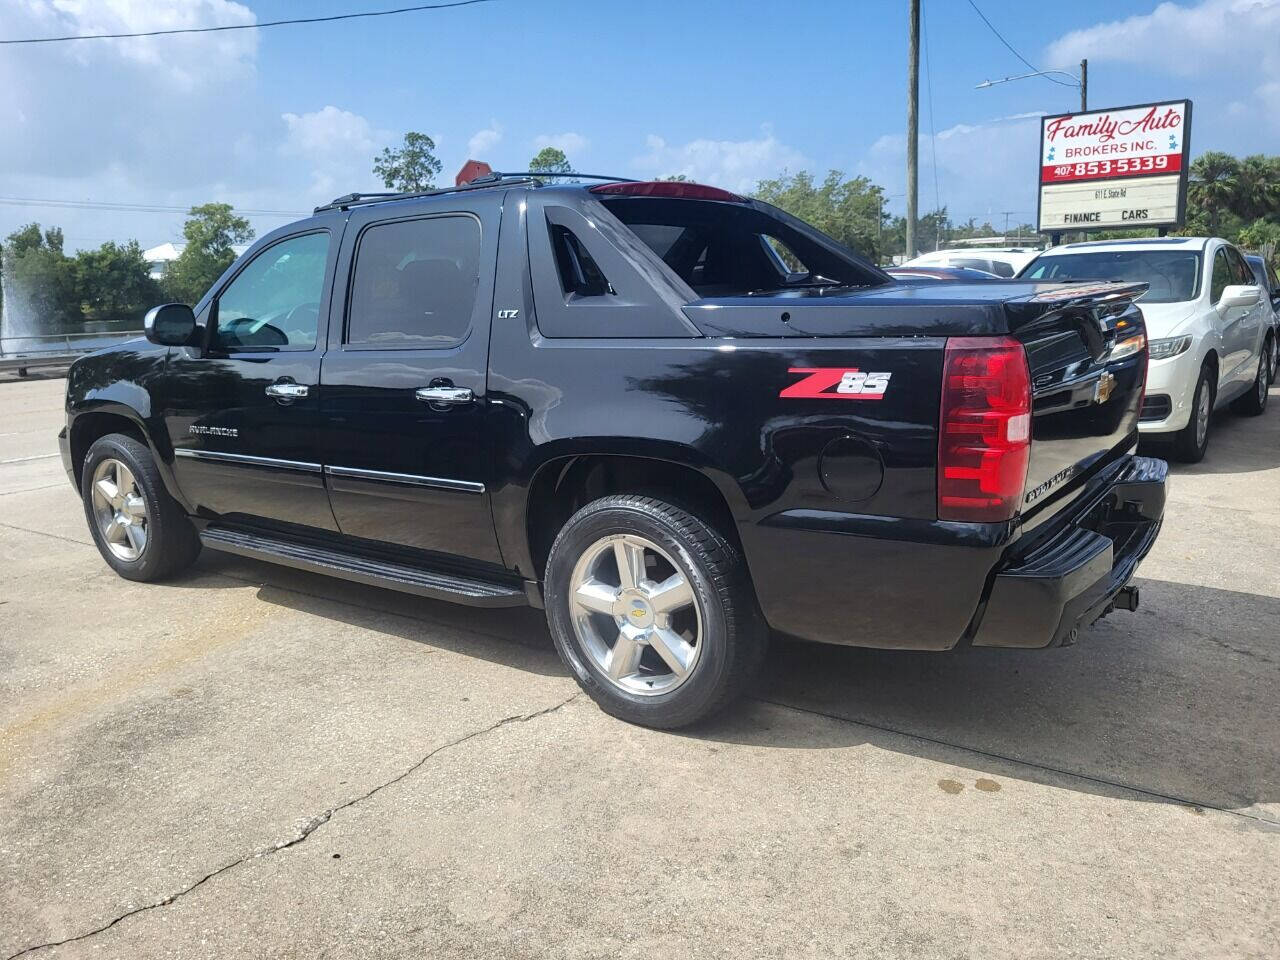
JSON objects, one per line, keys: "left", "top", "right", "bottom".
{"left": 1021, "top": 250, "right": 1201, "bottom": 304}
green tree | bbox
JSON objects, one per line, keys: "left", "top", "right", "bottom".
{"left": 529, "top": 146, "right": 573, "bottom": 181}
{"left": 1238, "top": 217, "right": 1280, "bottom": 260}
{"left": 74, "top": 240, "right": 161, "bottom": 322}
{"left": 1188, "top": 151, "right": 1240, "bottom": 235}
{"left": 753, "top": 170, "right": 887, "bottom": 262}
{"left": 1234, "top": 154, "right": 1280, "bottom": 223}
{"left": 1, "top": 222, "right": 81, "bottom": 333}
{"left": 373, "top": 131, "right": 442, "bottom": 192}
{"left": 163, "top": 203, "right": 254, "bottom": 306}
{"left": 877, "top": 207, "right": 951, "bottom": 261}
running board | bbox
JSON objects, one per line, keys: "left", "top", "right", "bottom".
{"left": 199, "top": 526, "right": 528, "bottom": 607}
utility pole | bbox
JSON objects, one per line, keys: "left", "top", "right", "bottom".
{"left": 905, "top": 0, "right": 920, "bottom": 262}
{"left": 1080, "top": 58, "right": 1088, "bottom": 112}
{"left": 876, "top": 192, "right": 884, "bottom": 261}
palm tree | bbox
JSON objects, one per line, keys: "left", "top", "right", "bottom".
{"left": 1235, "top": 154, "right": 1280, "bottom": 222}
{"left": 1189, "top": 151, "right": 1240, "bottom": 235}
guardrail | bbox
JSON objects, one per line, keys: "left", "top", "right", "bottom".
{"left": 0, "top": 330, "right": 143, "bottom": 377}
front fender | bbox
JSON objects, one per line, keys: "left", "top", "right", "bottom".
{"left": 65, "top": 350, "right": 186, "bottom": 506}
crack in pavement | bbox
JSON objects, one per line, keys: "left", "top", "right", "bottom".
{"left": 0, "top": 483, "right": 70, "bottom": 499}
{"left": 0, "top": 521, "right": 90, "bottom": 546}
{"left": 4, "top": 693, "right": 581, "bottom": 960}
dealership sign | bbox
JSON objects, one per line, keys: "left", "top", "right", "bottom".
{"left": 1037, "top": 100, "right": 1192, "bottom": 233}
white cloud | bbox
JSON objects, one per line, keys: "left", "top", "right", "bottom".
{"left": 280, "top": 106, "right": 387, "bottom": 199}
{"left": 532, "top": 132, "right": 589, "bottom": 155}
{"left": 859, "top": 115, "right": 1043, "bottom": 227}
{"left": 467, "top": 121, "right": 503, "bottom": 159}
{"left": 630, "top": 130, "right": 808, "bottom": 193}
{"left": 0, "top": 0, "right": 262, "bottom": 186}
{"left": 0, "top": 2, "right": 388, "bottom": 249}
{"left": 282, "top": 106, "right": 378, "bottom": 156}
{"left": 1046, "top": 0, "right": 1280, "bottom": 77}
{"left": 24, "top": 0, "right": 258, "bottom": 89}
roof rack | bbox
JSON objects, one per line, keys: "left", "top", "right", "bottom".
{"left": 313, "top": 171, "right": 635, "bottom": 214}
{"left": 492, "top": 172, "right": 636, "bottom": 183}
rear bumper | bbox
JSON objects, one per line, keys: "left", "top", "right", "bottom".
{"left": 972, "top": 455, "right": 1167, "bottom": 648}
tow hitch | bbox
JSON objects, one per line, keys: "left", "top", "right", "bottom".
{"left": 1110, "top": 584, "right": 1140, "bottom": 613}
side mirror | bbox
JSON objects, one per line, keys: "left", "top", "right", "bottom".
{"left": 1219, "top": 284, "right": 1261, "bottom": 309}
{"left": 144, "top": 303, "right": 197, "bottom": 346}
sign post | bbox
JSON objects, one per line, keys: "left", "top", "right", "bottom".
{"left": 1037, "top": 100, "right": 1192, "bottom": 241}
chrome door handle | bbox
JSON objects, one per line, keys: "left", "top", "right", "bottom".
{"left": 265, "top": 382, "right": 309, "bottom": 400}
{"left": 415, "top": 386, "right": 473, "bottom": 405}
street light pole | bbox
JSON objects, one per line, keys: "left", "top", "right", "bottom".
{"left": 974, "top": 63, "right": 1087, "bottom": 113}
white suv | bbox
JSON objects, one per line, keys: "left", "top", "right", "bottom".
{"left": 1020, "top": 238, "right": 1272, "bottom": 462}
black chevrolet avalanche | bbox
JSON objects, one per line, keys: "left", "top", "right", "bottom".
{"left": 60, "top": 176, "right": 1167, "bottom": 728}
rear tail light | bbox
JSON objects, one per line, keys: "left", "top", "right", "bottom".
{"left": 937, "top": 336, "right": 1032, "bottom": 523}
{"left": 588, "top": 181, "right": 746, "bottom": 202}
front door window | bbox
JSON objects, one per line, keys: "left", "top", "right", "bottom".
{"left": 214, "top": 232, "right": 330, "bottom": 351}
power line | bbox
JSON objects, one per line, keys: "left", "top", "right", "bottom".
{"left": 964, "top": 0, "right": 1075, "bottom": 87}
{"left": 0, "top": 196, "right": 307, "bottom": 217}
{"left": 0, "top": 0, "right": 495, "bottom": 45}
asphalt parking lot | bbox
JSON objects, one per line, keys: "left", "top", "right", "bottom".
{"left": 1, "top": 371, "right": 1277, "bottom": 959}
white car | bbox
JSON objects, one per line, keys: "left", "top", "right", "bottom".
{"left": 903, "top": 247, "right": 1041, "bottom": 278}
{"left": 1020, "top": 238, "right": 1273, "bottom": 461}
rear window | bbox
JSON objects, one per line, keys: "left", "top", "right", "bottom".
{"left": 1022, "top": 250, "right": 1201, "bottom": 304}
{"left": 600, "top": 197, "right": 882, "bottom": 298}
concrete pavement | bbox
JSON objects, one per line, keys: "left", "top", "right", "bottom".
{"left": 1, "top": 375, "right": 1277, "bottom": 959}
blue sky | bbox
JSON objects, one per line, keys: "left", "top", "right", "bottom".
{"left": 1, "top": 0, "right": 1277, "bottom": 251}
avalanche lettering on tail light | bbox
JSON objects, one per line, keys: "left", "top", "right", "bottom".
{"left": 780, "top": 368, "right": 893, "bottom": 400}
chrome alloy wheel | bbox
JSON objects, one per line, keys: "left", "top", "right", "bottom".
{"left": 567, "top": 533, "right": 703, "bottom": 696}
{"left": 1195, "top": 381, "right": 1211, "bottom": 450}
{"left": 90, "top": 458, "right": 148, "bottom": 561}
{"left": 1258, "top": 353, "right": 1271, "bottom": 408}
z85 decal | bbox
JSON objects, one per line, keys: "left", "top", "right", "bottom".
{"left": 779, "top": 368, "right": 893, "bottom": 400}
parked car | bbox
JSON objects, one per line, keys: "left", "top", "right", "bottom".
{"left": 60, "top": 176, "right": 1166, "bottom": 728}
{"left": 1244, "top": 253, "right": 1280, "bottom": 384}
{"left": 902, "top": 247, "right": 1041, "bottom": 278}
{"left": 1020, "top": 238, "right": 1272, "bottom": 462}
{"left": 884, "top": 265, "right": 1000, "bottom": 281}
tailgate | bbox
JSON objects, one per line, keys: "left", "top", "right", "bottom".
{"left": 1004, "top": 282, "right": 1149, "bottom": 519}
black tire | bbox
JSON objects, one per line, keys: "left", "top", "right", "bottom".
{"left": 1231, "top": 350, "right": 1270, "bottom": 416}
{"left": 81, "top": 433, "right": 201, "bottom": 581}
{"left": 1171, "top": 366, "right": 1214, "bottom": 463}
{"left": 544, "top": 494, "right": 767, "bottom": 729}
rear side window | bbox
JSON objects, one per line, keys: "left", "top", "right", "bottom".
{"left": 346, "top": 215, "right": 480, "bottom": 348}
{"left": 1225, "top": 246, "right": 1253, "bottom": 286}
{"left": 551, "top": 225, "right": 614, "bottom": 297}
{"left": 762, "top": 235, "right": 809, "bottom": 273}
